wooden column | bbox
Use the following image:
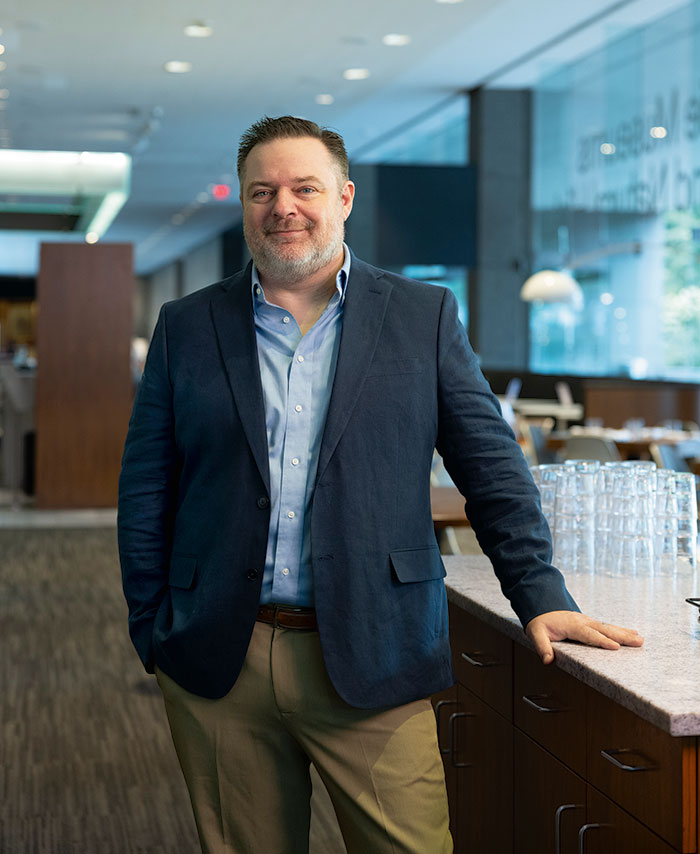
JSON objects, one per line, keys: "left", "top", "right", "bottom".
{"left": 36, "top": 243, "right": 133, "bottom": 508}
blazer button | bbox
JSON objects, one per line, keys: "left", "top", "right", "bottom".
{"left": 246, "top": 569, "right": 259, "bottom": 580}
{"left": 257, "top": 496, "right": 270, "bottom": 509}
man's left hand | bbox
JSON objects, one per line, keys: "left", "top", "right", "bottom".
{"left": 525, "top": 610, "right": 644, "bottom": 665}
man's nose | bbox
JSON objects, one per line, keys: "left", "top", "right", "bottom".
{"left": 271, "top": 188, "right": 297, "bottom": 218}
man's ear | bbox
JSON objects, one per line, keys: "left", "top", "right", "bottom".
{"left": 342, "top": 181, "right": 355, "bottom": 221}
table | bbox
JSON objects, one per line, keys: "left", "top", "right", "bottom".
{"left": 499, "top": 397, "right": 583, "bottom": 430}
{"left": 431, "top": 485, "right": 469, "bottom": 554}
{"left": 547, "top": 426, "right": 700, "bottom": 463}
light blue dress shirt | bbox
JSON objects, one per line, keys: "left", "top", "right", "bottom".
{"left": 253, "top": 246, "right": 351, "bottom": 606}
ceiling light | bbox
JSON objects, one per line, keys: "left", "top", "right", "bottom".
{"left": 85, "top": 232, "right": 99, "bottom": 244}
{"left": 164, "top": 60, "right": 192, "bottom": 74}
{"left": 315, "top": 94, "right": 334, "bottom": 105}
{"left": 343, "top": 68, "right": 370, "bottom": 80}
{"left": 382, "top": 33, "right": 411, "bottom": 46}
{"left": 650, "top": 126, "right": 667, "bottom": 138}
{"left": 196, "top": 191, "right": 209, "bottom": 203}
{"left": 0, "top": 46, "right": 5, "bottom": 56}
{"left": 435, "top": 0, "right": 464, "bottom": 4}
{"left": 184, "top": 22, "right": 213, "bottom": 38}
{"left": 0, "top": 61, "right": 6, "bottom": 71}
{"left": 600, "top": 143, "right": 615, "bottom": 155}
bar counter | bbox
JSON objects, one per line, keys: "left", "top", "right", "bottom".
{"left": 444, "top": 555, "right": 700, "bottom": 736}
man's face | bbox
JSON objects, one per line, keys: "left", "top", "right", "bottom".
{"left": 240, "top": 136, "right": 355, "bottom": 283}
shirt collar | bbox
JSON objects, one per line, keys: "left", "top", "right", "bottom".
{"left": 251, "top": 243, "right": 351, "bottom": 309}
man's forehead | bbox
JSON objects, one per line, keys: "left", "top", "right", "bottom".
{"left": 243, "top": 137, "right": 337, "bottom": 179}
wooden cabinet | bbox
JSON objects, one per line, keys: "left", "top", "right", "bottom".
{"left": 436, "top": 602, "right": 699, "bottom": 853}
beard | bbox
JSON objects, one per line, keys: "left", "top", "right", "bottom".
{"left": 244, "top": 211, "right": 345, "bottom": 283}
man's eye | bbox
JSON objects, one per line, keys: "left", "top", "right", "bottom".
{"left": 299, "top": 187, "right": 317, "bottom": 194}
{"left": 253, "top": 190, "right": 271, "bottom": 199}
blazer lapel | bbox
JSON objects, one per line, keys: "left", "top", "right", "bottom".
{"left": 317, "top": 258, "right": 393, "bottom": 483}
{"left": 210, "top": 265, "right": 270, "bottom": 493}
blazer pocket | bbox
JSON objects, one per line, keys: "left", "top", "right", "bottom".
{"left": 169, "top": 553, "right": 198, "bottom": 589}
{"left": 390, "top": 546, "right": 446, "bottom": 583}
{"left": 366, "top": 358, "right": 424, "bottom": 377}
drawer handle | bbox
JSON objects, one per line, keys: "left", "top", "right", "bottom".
{"left": 434, "top": 699, "right": 459, "bottom": 755}
{"left": 578, "top": 823, "right": 608, "bottom": 853}
{"left": 449, "top": 711, "right": 475, "bottom": 768}
{"left": 461, "top": 650, "right": 500, "bottom": 668}
{"left": 555, "top": 804, "right": 583, "bottom": 854}
{"left": 600, "top": 747, "right": 655, "bottom": 772}
{"left": 522, "top": 693, "right": 568, "bottom": 713}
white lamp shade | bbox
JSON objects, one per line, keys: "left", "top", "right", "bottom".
{"left": 520, "top": 269, "right": 583, "bottom": 304}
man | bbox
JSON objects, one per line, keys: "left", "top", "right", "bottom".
{"left": 118, "top": 115, "right": 641, "bottom": 854}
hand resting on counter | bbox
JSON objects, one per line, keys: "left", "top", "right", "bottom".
{"left": 525, "top": 610, "right": 644, "bottom": 665}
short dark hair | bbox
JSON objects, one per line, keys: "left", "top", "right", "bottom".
{"left": 237, "top": 115, "right": 349, "bottom": 185}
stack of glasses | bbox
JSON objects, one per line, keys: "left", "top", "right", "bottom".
{"left": 529, "top": 460, "right": 698, "bottom": 576}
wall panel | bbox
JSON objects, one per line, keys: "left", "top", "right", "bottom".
{"left": 36, "top": 243, "right": 133, "bottom": 508}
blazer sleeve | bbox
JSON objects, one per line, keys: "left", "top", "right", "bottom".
{"left": 117, "top": 304, "right": 180, "bottom": 672}
{"left": 434, "top": 288, "right": 579, "bottom": 628}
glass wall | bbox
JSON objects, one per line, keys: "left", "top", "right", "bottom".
{"left": 353, "top": 95, "right": 468, "bottom": 166}
{"left": 352, "top": 95, "right": 470, "bottom": 323}
{"left": 530, "top": 0, "right": 700, "bottom": 380}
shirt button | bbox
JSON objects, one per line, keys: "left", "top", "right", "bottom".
{"left": 287, "top": 511, "right": 295, "bottom": 518}
{"left": 295, "top": 405, "right": 302, "bottom": 413}
{"left": 282, "top": 568, "right": 290, "bottom": 576}
{"left": 291, "top": 458, "right": 299, "bottom": 466}
{"left": 257, "top": 496, "right": 269, "bottom": 508}
{"left": 283, "top": 316, "right": 290, "bottom": 324}
{"left": 246, "top": 569, "right": 259, "bottom": 580}
{"left": 297, "top": 355, "right": 304, "bottom": 363}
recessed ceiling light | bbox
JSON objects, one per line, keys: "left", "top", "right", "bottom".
{"left": 0, "top": 46, "right": 5, "bottom": 56}
{"left": 196, "top": 191, "right": 209, "bottom": 203}
{"left": 0, "top": 61, "right": 6, "bottom": 72}
{"left": 315, "top": 94, "right": 334, "bottom": 105}
{"left": 164, "top": 60, "right": 192, "bottom": 74}
{"left": 382, "top": 33, "right": 411, "bottom": 46}
{"left": 184, "top": 22, "right": 213, "bottom": 38}
{"left": 343, "top": 68, "right": 370, "bottom": 80}
{"left": 435, "top": 0, "right": 464, "bottom": 4}
{"left": 85, "top": 232, "right": 99, "bottom": 244}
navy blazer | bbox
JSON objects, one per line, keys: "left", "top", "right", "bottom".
{"left": 118, "top": 255, "right": 578, "bottom": 706}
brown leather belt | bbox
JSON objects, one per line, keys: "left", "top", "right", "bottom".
{"left": 256, "top": 603, "right": 318, "bottom": 631}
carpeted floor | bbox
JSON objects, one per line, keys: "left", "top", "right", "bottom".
{"left": 0, "top": 527, "right": 346, "bottom": 853}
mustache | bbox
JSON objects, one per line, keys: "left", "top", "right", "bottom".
{"left": 264, "top": 219, "right": 313, "bottom": 235}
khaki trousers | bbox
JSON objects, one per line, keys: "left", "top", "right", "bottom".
{"left": 155, "top": 621, "right": 452, "bottom": 854}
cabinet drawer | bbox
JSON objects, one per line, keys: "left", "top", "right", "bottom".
{"left": 582, "top": 786, "right": 678, "bottom": 854}
{"left": 448, "top": 601, "right": 512, "bottom": 719}
{"left": 513, "top": 643, "right": 587, "bottom": 777}
{"left": 514, "top": 729, "right": 586, "bottom": 854}
{"left": 587, "top": 689, "right": 696, "bottom": 852}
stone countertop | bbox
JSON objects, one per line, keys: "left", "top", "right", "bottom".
{"left": 444, "top": 554, "right": 700, "bottom": 737}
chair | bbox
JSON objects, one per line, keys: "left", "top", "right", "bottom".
{"left": 650, "top": 442, "right": 696, "bottom": 473}
{"left": 517, "top": 416, "right": 556, "bottom": 466}
{"left": 562, "top": 436, "right": 621, "bottom": 463}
